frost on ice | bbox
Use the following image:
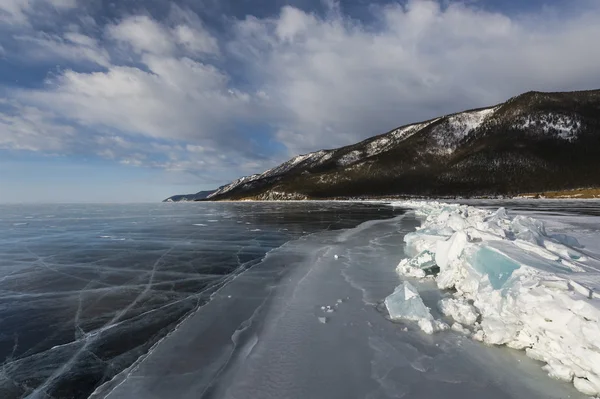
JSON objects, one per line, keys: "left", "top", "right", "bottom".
{"left": 391, "top": 200, "right": 600, "bottom": 397}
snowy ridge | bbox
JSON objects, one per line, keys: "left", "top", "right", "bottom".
{"left": 260, "top": 151, "right": 327, "bottom": 177}
{"left": 208, "top": 150, "right": 334, "bottom": 198}
{"left": 364, "top": 119, "right": 440, "bottom": 158}
{"left": 387, "top": 201, "right": 600, "bottom": 397}
{"left": 209, "top": 117, "right": 444, "bottom": 196}
{"left": 513, "top": 112, "right": 582, "bottom": 141}
{"left": 391, "top": 118, "right": 440, "bottom": 141}
{"left": 337, "top": 150, "right": 362, "bottom": 166}
{"left": 430, "top": 107, "right": 497, "bottom": 153}
{"left": 207, "top": 174, "right": 262, "bottom": 198}
{"left": 365, "top": 137, "right": 391, "bottom": 157}
{"left": 337, "top": 119, "right": 444, "bottom": 167}
{"left": 170, "top": 89, "right": 600, "bottom": 202}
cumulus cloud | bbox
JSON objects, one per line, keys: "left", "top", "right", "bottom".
{"left": 0, "top": 0, "right": 77, "bottom": 25}
{"left": 13, "top": 31, "right": 110, "bottom": 66}
{"left": 9, "top": 8, "right": 267, "bottom": 178}
{"left": 25, "top": 57, "right": 247, "bottom": 142}
{"left": 106, "top": 11, "right": 219, "bottom": 57}
{"left": 1, "top": 0, "right": 600, "bottom": 185}
{"left": 106, "top": 15, "right": 176, "bottom": 56}
{"left": 0, "top": 99, "right": 76, "bottom": 152}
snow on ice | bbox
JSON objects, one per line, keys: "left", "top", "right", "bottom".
{"left": 388, "top": 200, "right": 600, "bottom": 397}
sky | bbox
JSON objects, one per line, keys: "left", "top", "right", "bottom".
{"left": 0, "top": 0, "right": 599, "bottom": 203}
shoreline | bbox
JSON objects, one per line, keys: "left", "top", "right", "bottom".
{"left": 166, "top": 187, "right": 600, "bottom": 203}
{"left": 167, "top": 196, "right": 600, "bottom": 203}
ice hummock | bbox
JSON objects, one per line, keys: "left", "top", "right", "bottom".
{"left": 385, "top": 282, "right": 430, "bottom": 320}
{"left": 391, "top": 200, "right": 600, "bottom": 397}
{"left": 385, "top": 281, "right": 448, "bottom": 334}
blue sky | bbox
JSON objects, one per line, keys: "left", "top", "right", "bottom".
{"left": 0, "top": 0, "right": 599, "bottom": 203}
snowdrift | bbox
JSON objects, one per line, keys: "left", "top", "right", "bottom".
{"left": 387, "top": 201, "right": 600, "bottom": 396}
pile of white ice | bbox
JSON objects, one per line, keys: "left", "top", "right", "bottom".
{"left": 385, "top": 281, "right": 448, "bottom": 334}
{"left": 386, "top": 201, "right": 600, "bottom": 397}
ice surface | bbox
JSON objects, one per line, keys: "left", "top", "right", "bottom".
{"left": 0, "top": 202, "right": 401, "bottom": 399}
{"left": 90, "top": 206, "right": 586, "bottom": 399}
{"left": 6, "top": 201, "right": 592, "bottom": 398}
{"left": 392, "top": 200, "right": 600, "bottom": 396}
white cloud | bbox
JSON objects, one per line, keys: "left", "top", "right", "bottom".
{"left": 107, "top": 15, "right": 175, "bottom": 56}
{"left": 0, "top": 0, "right": 77, "bottom": 25}
{"left": 14, "top": 31, "right": 110, "bottom": 66}
{"left": 186, "top": 144, "right": 206, "bottom": 153}
{"left": 173, "top": 24, "right": 219, "bottom": 56}
{"left": 23, "top": 54, "right": 253, "bottom": 144}
{"left": 0, "top": 99, "right": 76, "bottom": 151}
{"left": 106, "top": 13, "right": 219, "bottom": 57}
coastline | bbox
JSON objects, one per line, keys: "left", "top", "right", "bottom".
{"left": 165, "top": 187, "right": 600, "bottom": 202}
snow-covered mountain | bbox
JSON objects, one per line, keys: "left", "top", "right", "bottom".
{"left": 168, "top": 89, "right": 600, "bottom": 201}
{"left": 163, "top": 190, "right": 215, "bottom": 202}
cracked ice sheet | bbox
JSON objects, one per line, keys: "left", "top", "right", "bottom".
{"left": 392, "top": 200, "right": 600, "bottom": 397}
{"left": 0, "top": 202, "right": 402, "bottom": 398}
{"left": 99, "top": 211, "right": 586, "bottom": 399}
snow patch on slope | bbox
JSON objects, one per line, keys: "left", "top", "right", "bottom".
{"left": 338, "top": 150, "right": 362, "bottom": 166}
{"left": 513, "top": 113, "right": 582, "bottom": 141}
{"left": 363, "top": 118, "right": 443, "bottom": 159}
{"left": 208, "top": 174, "right": 263, "bottom": 198}
{"left": 391, "top": 118, "right": 440, "bottom": 141}
{"left": 208, "top": 108, "right": 498, "bottom": 198}
{"left": 365, "top": 137, "right": 391, "bottom": 157}
{"left": 430, "top": 107, "right": 496, "bottom": 153}
{"left": 260, "top": 150, "right": 332, "bottom": 177}
{"left": 208, "top": 150, "right": 334, "bottom": 198}
{"left": 390, "top": 200, "right": 600, "bottom": 397}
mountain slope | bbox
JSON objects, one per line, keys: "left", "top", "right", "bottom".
{"left": 195, "top": 89, "right": 600, "bottom": 201}
{"left": 163, "top": 190, "right": 215, "bottom": 202}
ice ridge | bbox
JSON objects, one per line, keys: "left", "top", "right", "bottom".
{"left": 389, "top": 200, "right": 600, "bottom": 397}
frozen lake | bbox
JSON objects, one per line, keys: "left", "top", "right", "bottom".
{"left": 0, "top": 202, "right": 400, "bottom": 398}
{"left": 0, "top": 200, "right": 598, "bottom": 398}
